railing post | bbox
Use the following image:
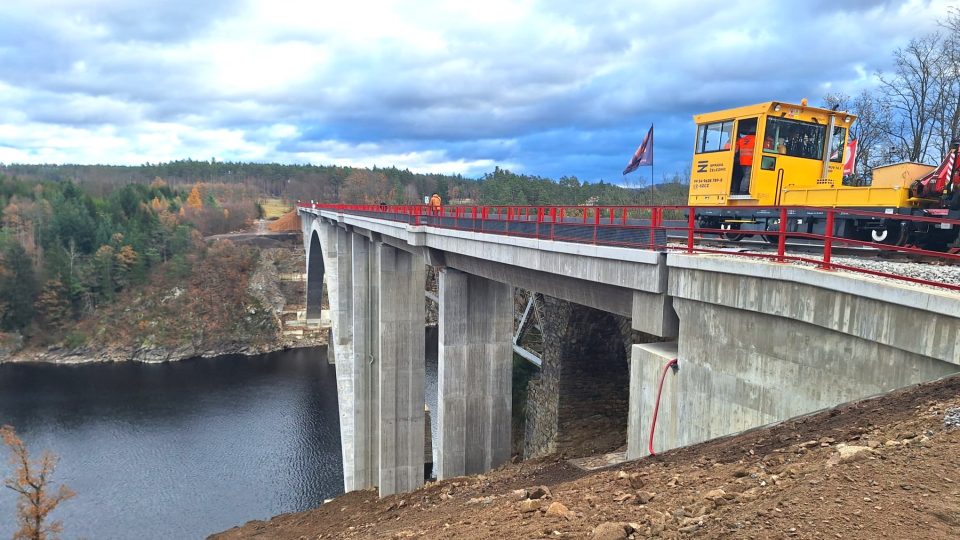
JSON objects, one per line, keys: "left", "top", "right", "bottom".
{"left": 649, "top": 208, "right": 659, "bottom": 250}
{"left": 687, "top": 208, "right": 695, "bottom": 253}
{"left": 777, "top": 207, "right": 788, "bottom": 262}
{"left": 593, "top": 207, "right": 600, "bottom": 244}
{"left": 822, "top": 209, "right": 835, "bottom": 270}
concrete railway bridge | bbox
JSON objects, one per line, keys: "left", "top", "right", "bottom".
{"left": 298, "top": 203, "right": 960, "bottom": 497}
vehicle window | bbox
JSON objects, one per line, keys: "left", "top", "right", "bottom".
{"left": 696, "top": 120, "right": 734, "bottom": 153}
{"left": 829, "top": 126, "right": 846, "bottom": 163}
{"left": 763, "top": 117, "right": 826, "bottom": 160}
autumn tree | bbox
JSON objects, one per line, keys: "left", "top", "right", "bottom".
{"left": 1, "top": 425, "right": 75, "bottom": 540}
{"left": 34, "top": 279, "right": 71, "bottom": 331}
{"left": 186, "top": 184, "right": 203, "bottom": 209}
{"left": 114, "top": 244, "right": 138, "bottom": 290}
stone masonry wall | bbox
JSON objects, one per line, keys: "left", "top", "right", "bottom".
{"left": 524, "top": 296, "right": 651, "bottom": 459}
{"left": 522, "top": 296, "right": 567, "bottom": 458}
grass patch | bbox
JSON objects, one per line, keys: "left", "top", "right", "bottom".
{"left": 258, "top": 198, "right": 293, "bottom": 220}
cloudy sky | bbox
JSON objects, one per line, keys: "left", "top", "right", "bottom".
{"left": 0, "top": 0, "right": 951, "bottom": 183}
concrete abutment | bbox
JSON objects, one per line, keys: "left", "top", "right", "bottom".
{"left": 626, "top": 256, "right": 960, "bottom": 460}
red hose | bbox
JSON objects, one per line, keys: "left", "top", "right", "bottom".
{"left": 648, "top": 358, "right": 678, "bottom": 456}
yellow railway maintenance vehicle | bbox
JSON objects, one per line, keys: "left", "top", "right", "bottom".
{"left": 689, "top": 100, "right": 960, "bottom": 250}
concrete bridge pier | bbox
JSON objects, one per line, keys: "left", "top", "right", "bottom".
{"left": 376, "top": 243, "right": 426, "bottom": 496}
{"left": 313, "top": 217, "right": 428, "bottom": 496}
{"left": 316, "top": 223, "right": 364, "bottom": 492}
{"left": 436, "top": 268, "right": 513, "bottom": 479}
{"left": 348, "top": 233, "right": 379, "bottom": 490}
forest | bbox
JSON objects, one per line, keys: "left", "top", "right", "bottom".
{"left": 0, "top": 163, "right": 681, "bottom": 354}
{"left": 0, "top": 173, "right": 259, "bottom": 347}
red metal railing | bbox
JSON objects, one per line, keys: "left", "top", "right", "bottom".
{"left": 297, "top": 202, "right": 960, "bottom": 292}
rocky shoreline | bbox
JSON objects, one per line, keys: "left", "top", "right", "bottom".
{"left": 1, "top": 244, "right": 329, "bottom": 366}
{"left": 1, "top": 333, "right": 328, "bottom": 365}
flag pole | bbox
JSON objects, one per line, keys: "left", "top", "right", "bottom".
{"left": 650, "top": 124, "right": 655, "bottom": 192}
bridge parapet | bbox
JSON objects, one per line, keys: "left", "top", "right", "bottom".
{"left": 303, "top": 206, "right": 677, "bottom": 337}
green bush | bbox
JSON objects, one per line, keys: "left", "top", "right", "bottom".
{"left": 64, "top": 331, "right": 86, "bottom": 349}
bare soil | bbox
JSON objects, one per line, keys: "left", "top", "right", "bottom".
{"left": 268, "top": 210, "right": 302, "bottom": 232}
{"left": 212, "top": 374, "right": 960, "bottom": 539}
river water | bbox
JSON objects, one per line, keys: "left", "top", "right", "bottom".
{"left": 0, "top": 346, "right": 440, "bottom": 539}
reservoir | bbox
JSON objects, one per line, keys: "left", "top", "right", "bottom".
{"left": 0, "top": 345, "right": 439, "bottom": 539}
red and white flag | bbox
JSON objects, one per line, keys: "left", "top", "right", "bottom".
{"left": 623, "top": 124, "right": 654, "bottom": 175}
{"left": 843, "top": 138, "right": 858, "bottom": 175}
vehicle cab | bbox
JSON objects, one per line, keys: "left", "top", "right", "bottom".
{"left": 688, "top": 100, "right": 854, "bottom": 207}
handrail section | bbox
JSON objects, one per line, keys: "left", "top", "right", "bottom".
{"left": 298, "top": 202, "right": 960, "bottom": 292}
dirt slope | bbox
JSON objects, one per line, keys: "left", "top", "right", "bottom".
{"left": 212, "top": 375, "right": 960, "bottom": 539}
{"left": 268, "top": 210, "right": 301, "bottom": 232}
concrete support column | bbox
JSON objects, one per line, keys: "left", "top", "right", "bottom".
{"left": 436, "top": 268, "right": 513, "bottom": 479}
{"left": 377, "top": 244, "right": 426, "bottom": 496}
{"left": 347, "top": 234, "right": 379, "bottom": 489}
{"left": 327, "top": 226, "right": 358, "bottom": 491}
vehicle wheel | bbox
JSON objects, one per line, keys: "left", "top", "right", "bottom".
{"left": 762, "top": 219, "right": 780, "bottom": 244}
{"left": 869, "top": 222, "right": 908, "bottom": 246}
{"left": 870, "top": 228, "right": 889, "bottom": 243}
{"left": 696, "top": 216, "right": 716, "bottom": 230}
{"left": 915, "top": 227, "right": 957, "bottom": 252}
{"left": 720, "top": 223, "right": 745, "bottom": 242}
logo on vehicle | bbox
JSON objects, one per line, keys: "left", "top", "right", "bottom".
{"left": 696, "top": 160, "right": 708, "bottom": 173}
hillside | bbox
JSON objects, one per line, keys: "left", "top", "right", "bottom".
{"left": 0, "top": 163, "right": 688, "bottom": 363}
{"left": 212, "top": 374, "right": 960, "bottom": 539}
{"left": 0, "top": 161, "right": 690, "bottom": 208}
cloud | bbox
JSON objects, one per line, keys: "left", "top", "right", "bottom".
{"left": 0, "top": 0, "right": 952, "bottom": 181}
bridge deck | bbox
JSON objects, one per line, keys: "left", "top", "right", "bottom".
{"left": 299, "top": 203, "right": 960, "bottom": 294}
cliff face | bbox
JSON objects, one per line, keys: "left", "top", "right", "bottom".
{"left": 2, "top": 242, "right": 325, "bottom": 364}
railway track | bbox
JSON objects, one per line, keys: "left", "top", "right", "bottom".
{"left": 667, "top": 234, "right": 960, "bottom": 265}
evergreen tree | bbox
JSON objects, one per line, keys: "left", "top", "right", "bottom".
{"left": 0, "top": 242, "right": 38, "bottom": 331}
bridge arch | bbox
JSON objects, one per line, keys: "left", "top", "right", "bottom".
{"left": 306, "top": 227, "right": 325, "bottom": 320}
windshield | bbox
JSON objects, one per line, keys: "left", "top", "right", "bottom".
{"left": 763, "top": 117, "right": 827, "bottom": 161}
